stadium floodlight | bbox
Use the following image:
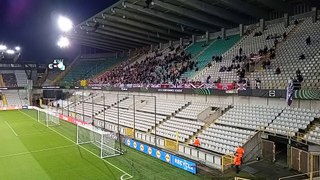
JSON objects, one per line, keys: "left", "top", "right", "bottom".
{"left": 15, "top": 46, "right": 21, "bottom": 51}
{"left": 57, "top": 36, "right": 70, "bottom": 48}
{"left": 58, "top": 16, "right": 73, "bottom": 32}
{"left": 6, "top": 49, "right": 15, "bottom": 54}
{"left": 0, "top": 45, "right": 7, "bottom": 51}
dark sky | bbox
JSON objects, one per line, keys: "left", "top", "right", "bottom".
{"left": 0, "top": 0, "right": 118, "bottom": 63}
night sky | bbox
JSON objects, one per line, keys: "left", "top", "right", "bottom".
{"left": 0, "top": 0, "right": 118, "bottom": 63}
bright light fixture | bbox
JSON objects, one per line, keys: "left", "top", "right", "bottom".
{"left": 15, "top": 46, "right": 21, "bottom": 51}
{"left": 6, "top": 49, "right": 15, "bottom": 54}
{"left": 0, "top": 45, "right": 7, "bottom": 51}
{"left": 57, "top": 36, "right": 70, "bottom": 48}
{"left": 58, "top": 16, "right": 73, "bottom": 32}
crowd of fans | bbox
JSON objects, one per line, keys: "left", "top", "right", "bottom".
{"left": 90, "top": 47, "right": 196, "bottom": 85}
{"left": 89, "top": 22, "right": 312, "bottom": 90}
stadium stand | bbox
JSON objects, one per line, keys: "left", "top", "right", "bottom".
{"left": 194, "top": 22, "right": 294, "bottom": 84}
{"left": 3, "top": 90, "right": 25, "bottom": 106}
{"left": 2, "top": 73, "right": 18, "bottom": 87}
{"left": 15, "top": 70, "right": 28, "bottom": 87}
{"left": 61, "top": 55, "right": 126, "bottom": 86}
{"left": 267, "top": 107, "right": 320, "bottom": 136}
{"left": 182, "top": 35, "right": 240, "bottom": 79}
{"left": 251, "top": 18, "right": 320, "bottom": 89}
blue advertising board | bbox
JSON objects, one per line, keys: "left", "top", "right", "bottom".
{"left": 125, "top": 138, "right": 196, "bottom": 174}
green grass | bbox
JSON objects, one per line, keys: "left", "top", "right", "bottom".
{"left": 0, "top": 110, "right": 209, "bottom": 180}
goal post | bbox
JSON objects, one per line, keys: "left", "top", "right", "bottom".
{"left": 37, "top": 108, "right": 60, "bottom": 127}
{"left": 76, "top": 124, "right": 121, "bottom": 158}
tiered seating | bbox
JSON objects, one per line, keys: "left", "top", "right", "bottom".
{"left": 185, "top": 41, "right": 208, "bottom": 58}
{"left": 62, "top": 56, "right": 126, "bottom": 85}
{"left": 2, "top": 73, "right": 17, "bottom": 87}
{"left": 153, "top": 117, "right": 205, "bottom": 142}
{"left": 95, "top": 107, "right": 167, "bottom": 132}
{"left": 251, "top": 18, "right": 320, "bottom": 89}
{"left": 138, "top": 99, "right": 187, "bottom": 116}
{"left": 176, "top": 102, "right": 210, "bottom": 120}
{"left": 3, "top": 90, "right": 23, "bottom": 106}
{"left": 14, "top": 70, "right": 28, "bottom": 87}
{"left": 18, "top": 90, "right": 29, "bottom": 105}
{"left": 267, "top": 107, "right": 320, "bottom": 136}
{"left": 183, "top": 35, "right": 240, "bottom": 79}
{"left": 305, "top": 126, "right": 320, "bottom": 144}
{"left": 68, "top": 102, "right": 104, "bottom": 117}
{"left": 216, "top": 104, "right": 283, "bottom": 130}
{"left": 194, "top": 22, "right": 294, "bottom": 83}
{"left": 198, "top": 104, "right": 282, "bottom": 154}
{"left": 199, "top": 124, "right": 255, "bottom": 154}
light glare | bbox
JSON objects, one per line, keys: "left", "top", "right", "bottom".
{"left": 6, "top": 49, "right": 15, "bottom": 54}
{"left": 58, "top": 16, "right": 73, "bottom": 32}
{"left": 0, "top": 45, "right": 7, "bottom": 51}
{"left": 57, "top": 36, "right": 70, "bottom": 48}
{"left": 15, "top": 46, "right": 21, "bottom": 51}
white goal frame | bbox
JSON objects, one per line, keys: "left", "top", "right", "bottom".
{"left": 37, "top": 109, "right": 60, "bottom": 127}
{"left": 76, "top": 124, "right": 122, "bottom": 158}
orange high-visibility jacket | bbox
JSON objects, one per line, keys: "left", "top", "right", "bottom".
{"left": 236, "top": 147, "right": 245, "bottom": 158}
{"left": 234, "top": 155, "right": 241, "bottom": 165}
{"left": 194, "top": 139, "right": 200, "bottom": 147}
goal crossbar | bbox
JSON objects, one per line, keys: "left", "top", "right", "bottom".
{"left": 76, "top": 124, "right": 122, "bottom": 158}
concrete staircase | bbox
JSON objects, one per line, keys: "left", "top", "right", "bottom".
{"left": 186, "top": 107, "right": 222, "bottom": 144}
{"left": 148, "top": 102, "right": 191, "bottom": 134}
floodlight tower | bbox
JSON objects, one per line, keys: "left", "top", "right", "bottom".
{"left": 57, "top": 15, "right": 73, "bottom": 48}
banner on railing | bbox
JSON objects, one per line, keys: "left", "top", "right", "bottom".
{"left": 125, "top": 138, "right": 196, "bottom": 174}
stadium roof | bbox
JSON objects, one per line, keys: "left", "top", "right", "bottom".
{"left": 69, "top": 0, "right": 307, "bottom": 52}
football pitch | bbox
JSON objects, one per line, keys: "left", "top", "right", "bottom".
{"left": 0, "top": 109, "right": 208, "bottom": 180}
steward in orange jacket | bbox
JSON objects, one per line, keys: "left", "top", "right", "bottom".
{"left": 193, "top": 137, "right": 200, "bottom": 147}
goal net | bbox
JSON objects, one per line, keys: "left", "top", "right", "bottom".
{"left": 77, "top": 124, "right": 121, "bottom": 158}
{"left": 37, "top": 109, "right": 60, "bottom": 127}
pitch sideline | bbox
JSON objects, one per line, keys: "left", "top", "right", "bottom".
{"left": 19, "top": 109, "right": 133, "bottom": 180}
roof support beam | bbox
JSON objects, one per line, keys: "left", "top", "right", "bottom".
{"left": 113, "top": 8, "right": 194, "bottom": 35}
{"left": 73, "top": 30, "right": 146, "bottom": 47}
{"left": 90, "top": 19, "right": 174, "bottom": 41}
{"left": 152, "top": 0, "right": 232, "bottom": 28}
{"left": 176, "top": 0, "right": 248, "bottom": 24}
{"left": 79, "top": 43, "right": 117, "bottom": 52}
{"left": 95, "top": 27, "right": 164, "bottom": 44}
{"left": 93, "top": 28, "right": 155, "bottom": 45}
{"left": 69, "top": 34, "right": 138, "bottom": 49}
{"left": 87, "top": 21, "right": 170, "bottom": 42}
{"left": 124, "top": 3, "right": 216, "bottom": 32}
{"left": 73, "top": 37, "right": 130, "bottom": 51}
{"left": 216, "top": 0, "right": 268, "bottom": 18}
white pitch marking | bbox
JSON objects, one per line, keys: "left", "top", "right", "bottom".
{"left": 4, "top": 120, "right": 18, "bottom": 136}
{"left": 18, "top": 110, "right": 133, "bottom": 180}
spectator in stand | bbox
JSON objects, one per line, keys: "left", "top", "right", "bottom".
{"left": 193, "top": 137, "right": 200, "bottom": 147}
{"left": 283, "top": 32, "right": 287, "bottom": 39}
{"left": 266, "top": 59, "right": 271, "bottom": 69}
{"left": 299, "top": 53, "right": 306, "bottom": 60}
{"left": 297, "top": 74, "right": 304, "bottom": 83}
{"left": 306, "top": 36, "right": 311, "bottom": 45}
{"left": 275, "top": 67, "right": 281, "bottom": 74}
{"left": 294, "top": 19, "right": 299, "bottom": 26}
{"left": 239, "top": 47, "right": 243, "bottom": 55}
{"left": 215, "top": 77, "right": 221, "bottom": 83}
{"left": 255, "top": 78, "right": 261, "bottom": 89}
{"left": 206, "top": 75, "right": 211, "bottom": 83}
{"left": 296, "top": 69, "right": 301, "bottom": 76}
{"left": 274, "top": 39, "right": 279, "bottom": 48}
